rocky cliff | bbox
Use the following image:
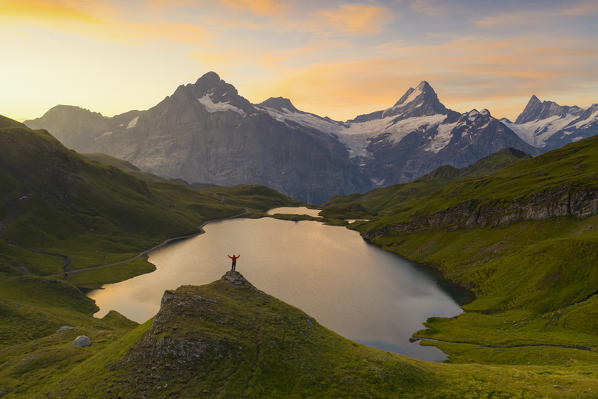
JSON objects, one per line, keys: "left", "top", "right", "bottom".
{"left": 26, "top": 73, "right": 367, "bottom": 204}
{"left": 367, "top": 184, "right": 598, "bottom": 238}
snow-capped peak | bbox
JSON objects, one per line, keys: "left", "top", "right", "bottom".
{"left": 393, "top": 81, "right": 434, "bottom": 107}
{"left": 259, "top": 97, "right": 299, "bottom": 113}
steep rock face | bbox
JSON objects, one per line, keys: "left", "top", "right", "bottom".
{"left": 368, "top": 185, "right": 598, "bottom": 237}
{"left": 358, "top": 109, "right": 538, "bottom": 185}
{"left": 515, "top": 95, "right": 582, "bottom": 124}
{"left": 504, "top": 96, "right": 598, "bottom": 151}
{"left": 350, "top": 81, "right": 453, "bottom": 123}
{"left": 28, "top": 75, "right": 564, "bottom": 202}
{"left": 28, "top": 73, "right": 367, "bottom": 204}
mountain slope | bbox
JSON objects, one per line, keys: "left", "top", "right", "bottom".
{"left": 322, "top": 146, "right": 532, "bottom": 220}
{"left": 503, "top": 95, "right": 598, "bottom": 151}
{"left": 0, "top": 112, "right": 297, "bottom": 360}
{"left": 27, "top": 74, "right": 544, "bottom": 202}
{"left": 0, "top": 114, "right": 296, "bottom": 285}
{"left": 35, "top": 272, "right": 598, "bottom": 398}
{"left": 321, "top": 136, "right": 598, "bottom": 365}
{"left": 26, "top": 73, "right": 368, "bottom": 204}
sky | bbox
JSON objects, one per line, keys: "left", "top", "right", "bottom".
{"left": 1, "top": 0, "right": 597, "bottom": 122}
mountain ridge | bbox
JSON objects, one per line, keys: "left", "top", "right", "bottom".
{"left": 504, "top": 95, "right": 598, "bottom": 151}
{"left": 26, "top": 72, "right": 593, "bottom": 202}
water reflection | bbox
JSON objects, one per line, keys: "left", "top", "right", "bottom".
{"left": 267, "top": 206, "right": 321, "bottom": 217}
{"left": 89, "top": 212, "right": 462, "bottom": 361}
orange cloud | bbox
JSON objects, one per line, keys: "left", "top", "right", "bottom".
{"left": 246, "top": 36, "right": 598, "bottom": 121}
{"left": 0, "top": 0, "right": 210, "bottom": 44}
{"left": 477, "top": 1, "right": 598, "bottom": 28}
{"left": 218, "top": 0, "right": 286, "bottom": 16}
{"left": 0, "top": 0, "right": 102, "bottom": 23}
{"left": 148, "top": 0, "right": 197, "bottom": 8}
{"left": 316, "top": 4, "right": 392, "bottom": 34}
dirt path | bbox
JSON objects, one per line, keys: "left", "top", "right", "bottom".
{"left": 411, "top": 337, "right": 598, "bottom": 353}
{"left": 47, "top": 208, "right": 250, "bottom": 278}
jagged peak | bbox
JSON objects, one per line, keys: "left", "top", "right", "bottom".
{"left": 259, "top": 97, "right": 299, "bottom": 113}
{"left": 528, "top": 94, "right": 541, "bottom": 104}
{"left": 515, "top": 94, "right": 574, "bottom": 124}
{"left": 457, "top": 109, "right": 494, "bottom": 125}
{"left": 393, "top": 80, "right": 437, "bottom": 107}
{"left": 416, "top": 80, "right": 433, "bottom": 91}
{"left": 195, "top": 71, "right": 221, "bottom": 85}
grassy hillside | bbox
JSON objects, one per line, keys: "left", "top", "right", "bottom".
{"left": 321, "top": 136, "right": 598, "bottom": 366}
{"left": 4, "top": 111, "right": 598, "bottom": 397}
{"left": 322, "top": 147, "right": 530, "bottom": 220}
{"left": 0, "top": 116, "right": 297, "bottom": 279}
{"left": 0, "top": 114, "right": 298, "bottom": 353}
{"left": 3, "top": 272, "right": 595, "bottom": 398}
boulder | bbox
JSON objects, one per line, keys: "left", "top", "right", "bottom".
{"left": 72, "top": 335, "right": 91, "bottom": 347}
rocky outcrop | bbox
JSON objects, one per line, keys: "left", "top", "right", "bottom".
{"left": 72, "top": 335, "right": 91, "bottom": 347}
{"left": 368, "top": 185, "right": 598, "bottom": 237}
{"left": 123, "top": 272, "right": 256, "bottom": 370}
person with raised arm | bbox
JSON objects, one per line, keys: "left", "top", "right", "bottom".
{"left": 227, "top": 254, "right": 240, "bottom": 271}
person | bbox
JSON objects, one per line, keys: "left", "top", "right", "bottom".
{"left": 227, "top": 254, "right": 240, "bottom": 271}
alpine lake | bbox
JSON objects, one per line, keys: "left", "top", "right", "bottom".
{"left": 89, "top": 207, "right": 468, "bottom": 361}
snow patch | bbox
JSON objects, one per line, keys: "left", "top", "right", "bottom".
{"left": 386, "top": 114, "right": 447, "bottom": 144}
{"left": 337, "top": 114, "right": 447, "bottom": 157}
{"left": 198, "top": 95, "right": 246, "bottom": 117}
{"left": 258, "top": 106, "right": 341, "bottom": 134}
{"left": 127, "top": 116, "right": 139, "bottom": 129}
{"left": 402, "top": 86, "right": 423, "bottom": 106}
{"left": 503, "top": 114, "right": 579, "bottom": 147}
{"left": 573, "top": 109, "right": 598, "bottom": 129}
{"left": 370, "top": 177, "right": 385, "bottom": 186}
{"left": 425, "top": 122, "right": 458, "bottom": 153}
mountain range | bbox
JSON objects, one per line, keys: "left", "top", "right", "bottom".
{"left": 25, "top": 72, "right": 597, "bottom": 203}
{"left": 501, "top": 95, "right": 598, "bottom": 151}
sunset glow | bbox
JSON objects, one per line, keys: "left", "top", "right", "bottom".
{"left": 2, "top": 0, "right": 597, "bottom": 121}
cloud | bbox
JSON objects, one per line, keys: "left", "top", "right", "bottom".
{"left": 246, "top": 35, "right": 598, "bottom": 120}
{"left": 218, "top": 0, "right": 286, "bottom": 16}
{"left": 0, "top": 0, "right": 103, "bottom": 23}
{"left": 0, "top": 0, "right": 210, "bottom": 44}
{"left": 476, "top": 1, "right": 598, "bottom": 28}
{"left": 475, "top": 10, "right": 551, "bottom": 28}
{"left": 409, "top": 0, "right": 445, "bottom": 16}
{"left": 148, "top": 0, "right": 197, "bottom": 8}
{"left": 316, "top": 4, "right": 392, "bottom": 34}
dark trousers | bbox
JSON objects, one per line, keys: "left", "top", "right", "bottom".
{"left": 231, "top": 262, "right": 236, "bottom": 271}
